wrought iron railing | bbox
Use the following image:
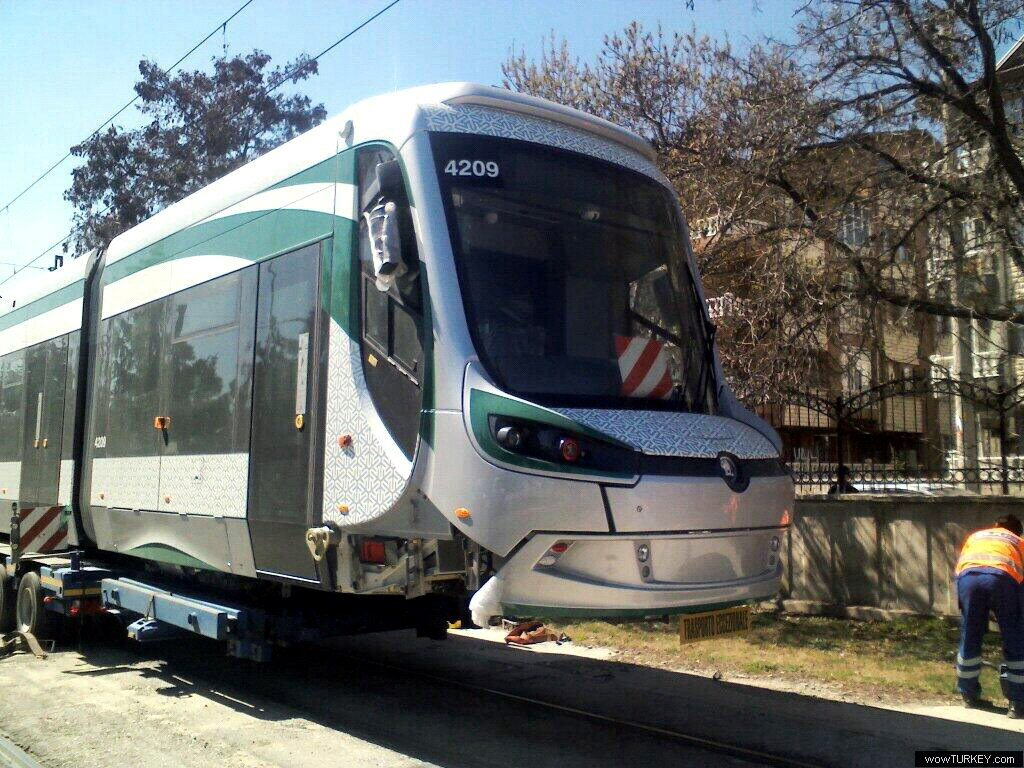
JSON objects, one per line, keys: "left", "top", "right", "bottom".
{"left": 749, "top": 374, "right": 1024, "bottom": 496}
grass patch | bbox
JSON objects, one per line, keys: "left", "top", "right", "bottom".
{"left": 551, "top": 609, "right": 1009, "bottom": 706}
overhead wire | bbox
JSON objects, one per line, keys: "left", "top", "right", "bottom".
{"left": 1, "top": 0, "right": 403, "bottom": 290}
{"left": 264, "top": 0, "right": 403, "bottom": 95}
{"left": 0, "top": 0, "right": 256, "bottom": 288}
{"left": 0, "top": 0, "right": 256, "bottom": 217}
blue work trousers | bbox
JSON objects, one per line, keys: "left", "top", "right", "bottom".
{"left": 955, "top": 569, "right": 1024, "bottom": 703}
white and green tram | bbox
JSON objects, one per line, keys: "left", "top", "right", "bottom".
{"left": 0, "top": 83, "right": 792, "bottom": 630}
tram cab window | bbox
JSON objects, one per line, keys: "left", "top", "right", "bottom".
{"left": 356, "top": 147, "right": 425, "bottom": 459}
{"left": 431, "top": 132, "right": 715, "bottom": 413}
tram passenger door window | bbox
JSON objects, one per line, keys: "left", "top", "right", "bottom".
{"left": 60, "top": 332, "right": 80, "bottom": 475}
{"left": 18, "top": 345, "right": 46, "bottom": 504}
{"left": 36, "top": 337, "right": 69, "bottom": 504}
{"left": 248, "top": 242, "right": 323, "bottom": 581}
{"left": 18, "top": 338, "right": 67, "bottom": 506}
{"left": 160, "top": 271, "right": 253, "bottom": 456}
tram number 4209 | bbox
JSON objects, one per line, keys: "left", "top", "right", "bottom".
{"left": 443, "top": 159, "right": 500, "bottom": 178}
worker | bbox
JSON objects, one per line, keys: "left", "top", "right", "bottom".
{"left": 954, "top": 513, "right": 1024, "bottom": 719}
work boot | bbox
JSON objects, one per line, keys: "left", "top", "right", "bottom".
{"left": 1008, "top": 701, "right": 1023, "bottom": 719}
{"left": 961, "top": 693, "right": 981, "bottom": 709}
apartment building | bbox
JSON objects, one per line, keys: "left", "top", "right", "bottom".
{"left": 928, "top": 37, "right": 1024, "bottom": 477}
{"left": 695, "top": 134, "right": 940, "bottom": 473}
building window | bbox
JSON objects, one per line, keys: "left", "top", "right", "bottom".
{"left": 961, "top": 216, "right": 986, "bottom": 254}
{"left": 839, "top": 204, "right": 869, "bottom": 248}
{"left": 843, "top": 350, "right": 872, "bottom": 394}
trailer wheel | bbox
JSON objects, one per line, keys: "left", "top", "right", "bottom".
{"left": 0, "top": 570, "right": 14, "bottom": 632}
{"left": 15, "top": 572, "right": 55, "bottom": 640}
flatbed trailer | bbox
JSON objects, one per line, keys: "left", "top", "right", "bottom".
{"left": 0, "top": 540, "right": 452, "bottom": 662}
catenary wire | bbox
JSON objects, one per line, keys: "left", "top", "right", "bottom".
{"left": 1, "top": 0, "right": 403, "bottom": 289}
{"left": 264, "top": 0, "right": 403, "bottom": 95}
{"left": 0, "top": 0, "right": 257, "bottom": 218}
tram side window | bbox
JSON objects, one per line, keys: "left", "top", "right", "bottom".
{"left": 104, "top": 300, "right": 164, "bottom": 458}
{"left": 356, "top": 147, "right": 425, "bottom": 459}
{"left": 0, "top": 352, "right": 24, "bottom": 462}
{"left": 163, "top": 271, "right": 253, "bottom": 456}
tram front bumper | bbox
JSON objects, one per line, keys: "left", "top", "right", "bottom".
{"left": 490, "top": 528, "right": 785, "bottom": 618}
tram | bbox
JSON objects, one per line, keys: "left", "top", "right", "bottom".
{"left": 0, "top": 83, "right": 792, "bottom": 631}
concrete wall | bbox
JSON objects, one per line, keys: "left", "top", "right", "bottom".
{"left": 782, "top": 495, "right": 1024, "bottom": 616}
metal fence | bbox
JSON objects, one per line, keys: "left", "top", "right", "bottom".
{"left": 750, "top": 375, "right": 1024, "bottom": 496}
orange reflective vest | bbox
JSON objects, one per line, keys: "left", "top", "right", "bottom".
{"left": 955, "top": 527, "right": 1024, "bottom": 584}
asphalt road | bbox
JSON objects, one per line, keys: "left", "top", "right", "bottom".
{"left": 0, "top": 629, "right": 765, "bottom": 768}
{"left": 1, "top": 624, "right": 1019, "bottom": 768}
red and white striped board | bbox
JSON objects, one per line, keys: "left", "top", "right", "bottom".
{"left": 615, "top": 334, "right": 674, "bottom": 399}
{"left": 17, "top": 505, "right": 68, "bottom": 555}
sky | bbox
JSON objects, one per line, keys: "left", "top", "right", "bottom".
{"left": 0, "top": 0, "right": 808, "bottom": 275}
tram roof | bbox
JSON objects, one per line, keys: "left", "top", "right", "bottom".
{"left": 2, "top": 83, "right": 654, "bottom": 320}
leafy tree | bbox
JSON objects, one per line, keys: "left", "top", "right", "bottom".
{"left": 65, "top": 50, "right": 326, "bottom": 255}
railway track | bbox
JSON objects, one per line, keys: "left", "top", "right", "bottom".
{"left": 13, "top": 626, "right": 1012, "bottom": 767}
{"left": 351, "top": 652, "right": 823, "bottom": 768}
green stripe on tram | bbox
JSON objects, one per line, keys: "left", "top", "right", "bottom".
{"left": 0, "top": 279, "right": 85, "bottom": 333}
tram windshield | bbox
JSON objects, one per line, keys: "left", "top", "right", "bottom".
{"left": 431, "top": 132, "right": 715, "bottom": 413}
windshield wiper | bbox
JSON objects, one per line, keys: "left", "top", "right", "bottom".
{"left": 627, "top": 310, "right": 686, "bottom": 349}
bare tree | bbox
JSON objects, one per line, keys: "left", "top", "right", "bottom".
{"left": 505, "top": 4, "right": 1024, "bottom": 398}
{"left": 505, "top": 26, "right": 872, "bottom": 397}
{"left": 798, "top": 0, "right": 1024, "bottom": 324}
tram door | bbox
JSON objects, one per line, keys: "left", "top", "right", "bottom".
{"left": 19, "top": 338, "right": 68, "bottom": 507}
{"left": 248, "top": 242, "right": 322, "bottom": 582}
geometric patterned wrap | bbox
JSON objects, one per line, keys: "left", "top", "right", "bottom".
{"left": 156, "top": 453, "right": 249, "bottom": 518}
{"left": 90, "top": 456, "right": 161, "bottom": 510}
{"left": 551, "top": 408, "right": 779, "bottom": 459}
{"left": 90, "top": 454, "right": 249, "bottom": 517}
{"left": 57, "top": 459, "right": 74, "bottom": 506}
{"left": 420, "top": 103, "right": 669, "bottom": 187}
{"left": 321, "top": 318, "right": 410, "bottom": 527}
{"left": 0, "top": 460, "right": 20, "bottom": 502}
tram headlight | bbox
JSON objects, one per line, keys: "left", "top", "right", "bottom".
{"left": 496, "top": 425, "right": 522, "bottom": 449}
{"left": 487, "top": 415, "right": 637, "bottom": 475}
{"left": 769, "top": 536, "right": 780, "bottom": 552}
{"left": 636, "top": 543, "right": 650, "bottom": 563}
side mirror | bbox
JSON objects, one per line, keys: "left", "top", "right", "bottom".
{"left": 363, "top": 200, "right": 405, "bottom": 291}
